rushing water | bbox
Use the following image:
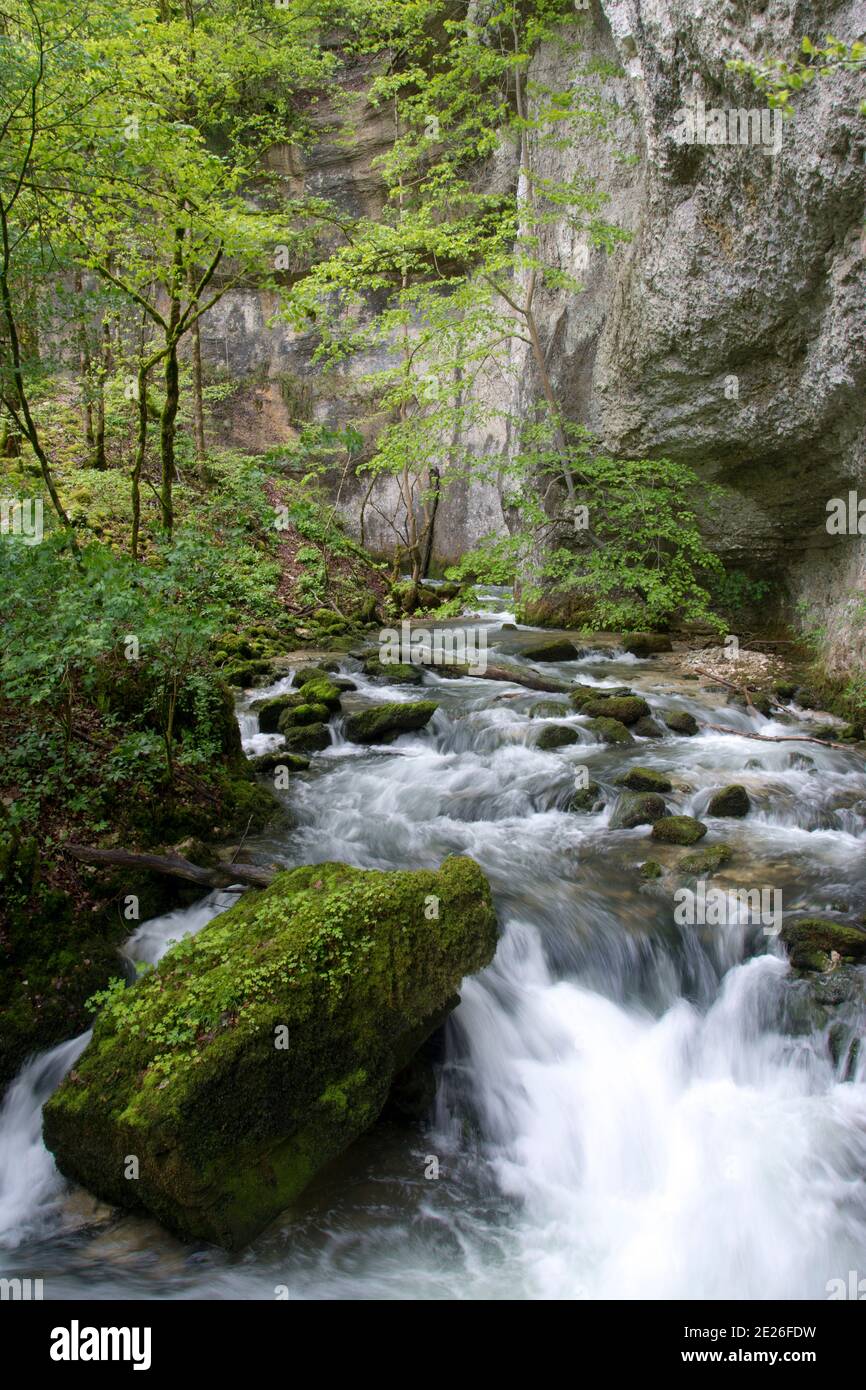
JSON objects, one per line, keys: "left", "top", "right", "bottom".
{"left": 1, "top": 604, "right": 865, "bottom": 1299}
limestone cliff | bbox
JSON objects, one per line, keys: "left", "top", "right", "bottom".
{"left": 195, "top": 2, "right": 866, "bottom": 669}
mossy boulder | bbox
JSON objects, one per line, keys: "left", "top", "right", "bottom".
{"left": 584, "top": 717, "right": 633, "bottom": 745}
{"left": 362, "top": 658, "right": 425, "bottom": 685}
{"left": 640, "top": 860, "right": 663, "bottom": 879}
{"left": 621, "top": 632, "right": 673, "bottom": 657}
{"left": 278, "top": 702, "right": 330, "bottom": 731}
{"left": 224, "top": 660, "right": 274, "bottom": 688}
{"left": 296, "top": 679, "right": 342, "bottom": 713}
{"left": 707, "top": 784, "right": 751, "bottom": 817}
{"left": 568, "top": 781, "right": 603, "bottom": 812}
{"left": 282, "top": 723, "right": 331, "bottom": 754}
{"left": 679, "top": 844, "right": 733, "bottom": 876}
{"left": 609, "top": 792, "right": 668, "bottom": 829}
{"left": 634, "top": 715, "right": 666, "bottom": 738}
{"left": 43, "top": 857, "right": 497, "bottom": 1249}
{"left": 291, "top": 664, "right": 339, "bottom": 686}
{"left": 254, "top": 694, "right": 301, "bottom": 734}
{"left": 661, "top": 709, "right": 700, "bottom": 736}
{"left": 580, "top": 695, "right": 650, "bottom": 726}
{"left": 536, "top": 724, "right": 581, "bottom": 751}
{"left": 345, "top": 701, "right": 439, "bottom": 744}
{"left": 652, "top": 815, "right": 708, "bottom": 845}
{"left": 569, "top": 684, "right": 633, "bottom": 709}
{"left": 530, "top": 699, "right": 570, "bottom": 719}
{"left": 615, "top": 767, "right": 673, "bottom": 794}
{"left": 780, "top": 917, "right": 866, "bottom": 972}
{"left": 522, "top": 638, "right": 581, "bottom": 662}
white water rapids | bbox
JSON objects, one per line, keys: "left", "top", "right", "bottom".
{"left": 1, "top": 607, "right": 865, "bottom": 1299}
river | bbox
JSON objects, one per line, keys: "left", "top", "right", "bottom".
{"left": 1, "top": 598, "right": 865, "bottom": 1299}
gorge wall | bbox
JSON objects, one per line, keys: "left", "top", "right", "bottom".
{"left": 196, "top": 0, "right": 866, "bottom": 671}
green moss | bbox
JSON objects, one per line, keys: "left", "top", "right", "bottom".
{"left": 640, "top": 860, "right": 663, "bottom": 879}
{"left": 281, "top": 722, "right": 332, "bottom": 753}
{"left": 363, "top": 658, "right": 424, "bottom": 685}
{"left": 529, "top": 699, "right": 570, "bottom": 718}
{"left": 345, "top": 701, "right": 438, "bottom": 744}
{"left": 584, "top": 717, "right": 633, "bottom": 745}
{"left": 609, "top": 792, "right": 668, "bottom": 829}
{"left": 296, "top": 678, "right": 342, "bottom": 712}
{"left": 780, "top": 917, "right": 866, "bottom": 972}
{"left": 580, "top": 696, "right": 650, "bottom": 725}
{"left": 568, "top": 781, "right": 603, "bottom": 813}
{"left": 43, "top": 856, "right": 497, "bottom": 1248}
{"left": 707, "top": 784, "right": 751, "bottom": 817}
{"left": 661, "top": 710, "right": 700, "bottom": 736}
{"left": 536, "top": 724, "right": 581, "bottom": 751}
{"left": 615, "top": 767, "right": 673, "bottom": 793}
{"left": 652, "top": 815, "right": 708, "bottom": 845}
{"left": 679, "top": 844, "right": 733, "bottom": 875}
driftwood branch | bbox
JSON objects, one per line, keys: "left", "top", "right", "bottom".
{"left": 63, "top": 844, "right": 275, "bottom": 889}
{"left": 701, "top": 724, "right": 853, "bottom": 753}
{"left": 693, "top": 666, "right": 763, "bottom": 714}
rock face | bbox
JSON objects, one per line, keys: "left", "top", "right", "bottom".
{"left": 193, "top": 3, "right": 865, "bottom": 669}
{"left": 43, "top": 857, "right": 497, "bottom": 1249}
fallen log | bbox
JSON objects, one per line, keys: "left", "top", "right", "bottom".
{"left": 63, "top": 844, "right": 275, "bottom": 890}
{"left": 701, "top": 724, "right": 854, "bottom": 753}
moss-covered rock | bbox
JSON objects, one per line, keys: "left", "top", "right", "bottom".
{"left": 345, "top": 701, "right": 439, "bottom": 744}
{"left": 521, "top": 638, "right": 581, "bottom": 662}
{"left": 296, "top": 679, "right": 342, "bottom": 713}
{"left": 661, "top": 710, "right": 700, "bottom": 736}
{"left": 633, "top": 715, "right": 665, "bottom": 738}
{"left": 707, "top": 784, "right": 751, "bottom": 817}
{"left": 580, "top": 695, "right": 650, "bottom": 726}
{"left": 679, "top": 844, "right": 733, "bottom": 875}
{"left": 281, "top": 723, "right": 332, "bottom": 754}
{"left": 529, "top": 699, "right": 570, "bottom": 718}
{"left": 278, "top": 702, "right": 330, "bottom": 730}
{"left": 652, "top": 815, "right": 708, "bottom": 845}
{"left": 584, "top": 717, "right": 633, "bottom": 745}
{"left": 621, "top": 632, "right": 673, "bottom": 657}
{"left": 536, "top": 724, "right": 581, "bottom": 751}
{"left": 253, "top": 694, "right": 301, "bottom": 733}
{"left": 43, "top": 857, "right": 497, "bottom": 1248}
{"left": 291, "top": 663, "right": 339, "bottom": 685}
{"left": 780, "top": 917, "right": 866, "bottom": 972}
{"left": 224, "top": 660, "right": 274, "bottom": 688}
{"left": 615, "top": 767, "right": 673, "bottom": 793}
{"left": 568, "top": 781, "right": 603, "bottom": 812}
{"left": 640, "top": 860, "right": 663, "bottom": 879}
{"left": 362, "top": 658, "right": 424, "bottom": 685}
{"left": 609, "top": 792, "right": 668, "bottom": 829}
{"left": 569, "top": 684, "right": 633, "bottom": 709}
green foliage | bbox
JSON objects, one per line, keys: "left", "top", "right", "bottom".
{"left": 729, "top": 35, "right": 866, "bottom": 116}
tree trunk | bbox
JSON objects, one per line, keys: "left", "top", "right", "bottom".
{"left": 160, "top": 334, "right": 180, "bottom": 534}
{"left": 189, "top": 272, "right": 206, "bottom": 466}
